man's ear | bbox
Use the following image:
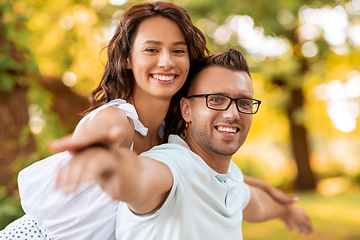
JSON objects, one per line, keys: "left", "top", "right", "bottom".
{"left": 126, "top": 57, "right": 132, "bottom": 69}
{"left": 180, "top": 98, "right": 191, "bottom": 123}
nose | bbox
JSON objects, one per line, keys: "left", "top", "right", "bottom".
{"left": 222, "top": 101, "right": 240, "bottom": 120}
{"left": 158, "top": 51, "right": 175, "bottom": 69}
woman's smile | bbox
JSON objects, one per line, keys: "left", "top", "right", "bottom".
{"left": 150, "top": 73, "right": 177, "bottom": 83}
{"left": 127, "top": 16, "right": 190, "bottom": 100}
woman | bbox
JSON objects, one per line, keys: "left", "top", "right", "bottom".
{"left": 0, "top": 2, "right": 295, "bottom": 240}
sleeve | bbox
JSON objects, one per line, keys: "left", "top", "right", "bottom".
{"left": 135, "top": 144, "right": 190, "bottom": 219}
{"left": 228, "top": 161, "right": 251, "bottom": 210}
{"left": 17, "top": 99, "right": 146, "bottom": 240}
{"left": 241, "top": 183, "right": 251, "bottom": 210}
{"left": 73, "top": 99, "right": 148, "bottom": 137}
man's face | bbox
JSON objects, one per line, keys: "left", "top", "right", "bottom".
{"left": 181, "top": 66, "right": 253, "bottom": 157}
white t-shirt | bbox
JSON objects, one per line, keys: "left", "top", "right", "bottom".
{"left": 116, "top": 135, "right": 251, "bottom": 240}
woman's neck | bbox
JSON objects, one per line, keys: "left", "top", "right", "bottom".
{"left": 128, "top": 91, "right": 171, "bottom": 153}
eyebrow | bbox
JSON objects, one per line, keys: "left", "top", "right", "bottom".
{"left": 211, "top": 92, "right": 254, "bottom": 99}
{"left": 142, "top": 40, "right": 187, "bottom": 46}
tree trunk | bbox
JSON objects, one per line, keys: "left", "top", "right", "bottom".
{"left": 38, "top": 77, "right": 89, "bottom": 131}
{"left": 0, "top": 85, "right": 36, "bottom": 194}
{"left": 0, "top": 3, "right": 87, "bottom": 195}
{"left": 287, "top": 88, "right": 316, "bottom": 190}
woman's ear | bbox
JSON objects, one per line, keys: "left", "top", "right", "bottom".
{"left": 180, "top": 98, "right": 191, "bottom": 123}
{"left": 126, "top": 57, "right": 132, "bottom": 69}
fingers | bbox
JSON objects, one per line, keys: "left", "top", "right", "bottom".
{"left": 282, "top": 221, "right": 293, "bottom": 231}
{"left": 269, "top": 187, "right": 300, "bottom": 205}
{"left": 48, "top": 134, "right": 74, "bottom": 153}
{"left": 48, "top": 133, "right": 94, "bottom": 154}
{"left": 302, "top": 224, "right": 315, "bottom": 235}
{"left": 282, "top": 220, "right": 315, "bottom": 236}
{"left": 293, "top": 221, "right": 315, "bottom": 235}
{"left": 283, "top": 208, "right": 315, "bottom": 235}
{"left": 49, "top": 126, "right": 126, "bottom": 154}
{"left": 55, "top": 147, "right": 112, "bottom": 195}
{"left": 96, "top": 172, "right": 121, "bottom": 200}
{"left": 299, "top": 213, "right": 315, "bottom": 235}
{"left": 55, "top": 152, "right": 89, "bottom": 194}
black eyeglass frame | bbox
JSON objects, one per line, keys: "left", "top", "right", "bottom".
{"left": 186, "top": 94, "right": 262, "bottom": 114}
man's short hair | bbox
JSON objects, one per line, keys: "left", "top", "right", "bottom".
{"left": 187, "top": 48, "right": 251, "bottom": 94}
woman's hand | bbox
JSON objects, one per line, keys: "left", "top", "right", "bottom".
{"left": 243, "top": 175, "right": 299, "bottom": 205}
{"left": 49, "top": 107, "right": 134, "bottom": 153}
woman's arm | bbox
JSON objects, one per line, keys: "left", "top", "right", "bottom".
{"left": 243, "top": 175, "right": 299, "bottom": 205}
{"left": 243, "top": 186, "right": 315, "bottom": 235}
{"left": 55, "top": 145, "right": 173, "bottom": 214}
{"left": 17, "top": 105, "right": 137, "bottom": 239}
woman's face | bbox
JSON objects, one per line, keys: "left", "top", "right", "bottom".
{"left": 127, "top": 16, "right": 190, "bottom": 101}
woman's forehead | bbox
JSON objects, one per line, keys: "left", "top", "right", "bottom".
{"left": 134, "top": 16, "right": 186, "bottom": 45}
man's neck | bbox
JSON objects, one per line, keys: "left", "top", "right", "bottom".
{"left": 184, "top": 136, "right": 232, "bottom": 174}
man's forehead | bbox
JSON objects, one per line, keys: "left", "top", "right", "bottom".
{"left": 190, "top": 66, "right": 253, "bottom": 96}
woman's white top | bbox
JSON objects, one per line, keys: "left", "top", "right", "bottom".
{"left": 17, "top": 99, "right": 148, "bottom": 240}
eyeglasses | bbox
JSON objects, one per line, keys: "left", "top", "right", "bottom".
{"left": 186, "top": 94, "right": 261, "bottom": 114}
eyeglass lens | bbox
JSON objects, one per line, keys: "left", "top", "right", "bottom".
{"left": 207, "top": 94, "right": 258, "bottom": 114}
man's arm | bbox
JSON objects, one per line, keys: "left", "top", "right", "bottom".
{"left": 243, "top": 186, "right": 315, "bottom": 235}
{"left": 55, "top": 146, "right": 173, "bottom": 214}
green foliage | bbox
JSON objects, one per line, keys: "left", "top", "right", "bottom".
{"left": 0, "top": 0, "right": 40, "bottom": 92}
{"left": 0, "top": 187, "right": 24, "bottom": 230}
{"left": 0, "top": 73, "right": 17, "bottom": 92}
{"left": 24, "top": 80, "right": 70, "bottom": 162}
{"left": 1, "top": 0, "right": 66, "bottom": 167}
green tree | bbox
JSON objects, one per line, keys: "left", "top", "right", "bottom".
{"left": 183, "top": 0, "right": 360, "bottom": 190}
{"left": 0, "top": 0, "right": 39, "bottom": 193}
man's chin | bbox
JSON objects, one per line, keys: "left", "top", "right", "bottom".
{"left": 211, "top": 144, "right": 240, "bottom": 157}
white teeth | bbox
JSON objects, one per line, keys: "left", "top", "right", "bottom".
{"left": 152, "top": 74, "right": 175, "bottom": 81}
{"left": 217, "top": 126, "right": 237, "bottom": 133}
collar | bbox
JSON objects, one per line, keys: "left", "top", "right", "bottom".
{"left": 168, "top": 135, "right": 231, "bottom": 184}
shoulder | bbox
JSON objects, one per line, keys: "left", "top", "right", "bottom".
{"left": 141, "top": 136, "right": 194, "bottom": 175}
{"left": 141, "top": 136, "right": 192, "bottom": 160}
{"left": 74, "top": 99, "right": 148, "bottom": 137}
{"left": 228, "top": 161, "right": 251, "bottom": 208}
{"left": 228, "top": 161, "right": 244, "bottom": 182}
{"left": 84, "top": 99, "right": 134, "bottom": 121}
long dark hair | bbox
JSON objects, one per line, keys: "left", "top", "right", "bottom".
{"left": 163, "top": 48, "right": 251, "bottom": 141}
{"left": 84, "top": 1, "right": 209, "bottom": 115}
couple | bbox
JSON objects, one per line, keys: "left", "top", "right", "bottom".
{"left": 56, "top": 48, "right": 314, "bottom": 239}
{"left": 0, "top": 2, "right": 313, "bottom": 239}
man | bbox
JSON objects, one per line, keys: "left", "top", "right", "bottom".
{"left": 56, "top": 48, "right": 314, "bottom": 239}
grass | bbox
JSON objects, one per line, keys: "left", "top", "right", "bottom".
{"left": 242, "top": 188, "right": 360, "bottom": 240}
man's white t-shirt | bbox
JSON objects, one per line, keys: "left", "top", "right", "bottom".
{"left": 116, "top": 135, "right": 251, "bottom": 240}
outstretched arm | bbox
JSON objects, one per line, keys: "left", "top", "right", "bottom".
{"left": 243, "top": 175, "right": 299, "bottom": 205}
{"left": 55, "top": 145, "right": 173, "bottom": 214}
{"left": 243, "top": 186, "right": 315, "bottom": 235}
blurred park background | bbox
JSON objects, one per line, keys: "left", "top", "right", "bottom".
{"left": 1, "top": 0, "right": 360, "bottom": 238}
